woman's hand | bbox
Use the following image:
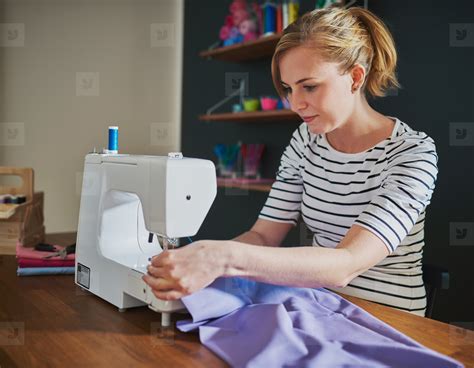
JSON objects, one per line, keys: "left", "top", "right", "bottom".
{"left": 142, "top": 240, "right": 229, "bottom": 301}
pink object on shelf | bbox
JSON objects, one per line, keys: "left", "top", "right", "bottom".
{"left": 260, "top": 96, "right": 279, "bottom": 111}
{"left": 16, "top": 241, "right": 75, "bottom": 261}
{"left": 241, "top": 143, "right": 265, "bottom": 177}
{"left": 239, "top": 19, "right": 258, "bottom": 42}
{"left": 219, "top": 25, "right": 232, "bottom": 40}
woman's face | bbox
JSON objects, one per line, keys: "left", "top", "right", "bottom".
{"left": 279, "top": 46, "right": 357, "bottom": 135}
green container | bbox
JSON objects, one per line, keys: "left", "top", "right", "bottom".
{"left": 243, "top": 98, "right": 260, "bottom": 112}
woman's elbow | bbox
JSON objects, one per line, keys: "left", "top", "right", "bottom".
{"left": 332, "top": 272, "right": 354, "bottom": 289}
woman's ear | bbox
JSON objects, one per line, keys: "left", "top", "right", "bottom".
{"left": 350, "top": 64, "right": 366, "bottom": 93}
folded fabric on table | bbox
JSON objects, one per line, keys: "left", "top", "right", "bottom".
{"left": 17, "top": 267, "right": 75, "bottom": 276}
{"left": 16, "top": 241, "right": 75, "bottom": 261}
{"left": 17, "top": 258, "right": 75, "bottom": 268}
{"left": 177, "top": 277, "right": 463, "bottom": 368}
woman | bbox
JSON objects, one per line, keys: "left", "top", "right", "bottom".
{"left": 143, "top": 7, "right": 438, "bottom": 316}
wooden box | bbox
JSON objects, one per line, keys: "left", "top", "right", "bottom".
{"left": 0, "top": 167, "right": 45, "bottom": 255}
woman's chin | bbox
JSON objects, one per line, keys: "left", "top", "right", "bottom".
{"left": 306, "top": 121, "right": 326, "bottom": 135}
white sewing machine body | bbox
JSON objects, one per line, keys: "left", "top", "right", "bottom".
{"left": 75, "top": 153, "right": 217, "bottom": 326}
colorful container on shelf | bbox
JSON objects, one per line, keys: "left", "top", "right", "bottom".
{"left": 281, "top": 0, "right": 300, "bottom": 29}
{"left": 232, "top": 103, "right": 243, "bottom": 113}
{"left": 276, "top": 2, "right": 283, "bottom": 33}
{"left": 243, "top": 98, "right": 261, "bottom": 112}
{"left": 262, "top": 2, "right": 277, "bottom": 35}
{"left": 213, "top": 142, "right": 266, "bottom": 179}
{"left": 241, "top": 143, "right": 265, "bottom": 178}
{"left": 213, "top": 143, "right": 241, "bottom": 178}
{"left": 259, "top": 0, "right": 300, "bottom": 38}
{"left": 260, "top": 96, "right": 279, "bottom": 111}
{"left": 288, "top": 0, "right": 299, "bottom": 25}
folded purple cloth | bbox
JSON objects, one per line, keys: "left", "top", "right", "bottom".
{"left": 177, "top": 277, "right": 463, "bottom": 368}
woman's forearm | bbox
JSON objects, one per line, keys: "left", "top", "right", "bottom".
{"left": 231, "top": 231, "right": 275, "bottom": 246}
{"left": 220, "top": 241, "right": 352, "bottom": 289}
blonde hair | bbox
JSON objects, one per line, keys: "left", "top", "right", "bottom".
{"left": 272, "top": 6, "right": 400, "bottom": 98}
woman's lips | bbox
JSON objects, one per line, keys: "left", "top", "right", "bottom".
{"left": 302, "top": 115, "right": 318, "bottom": 123}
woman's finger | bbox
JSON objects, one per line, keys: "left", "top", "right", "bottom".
{"left": 150, "top": 251, "right": 173, "bottom": 268}
{"left": 152, "top": 289, "right": 183, "bottom": 301}
{"left": 147, "top": 265, "right": 164, "bottom": 278}
{"left": 142, "top": 274, "right": 174, "bottom": 291}
{"left": 150, "top": 255, "right": 163, "bottom": 268}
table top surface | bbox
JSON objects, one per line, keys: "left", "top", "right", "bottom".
{"left": 1, "top": 233, "right": 473, "bottom": 367}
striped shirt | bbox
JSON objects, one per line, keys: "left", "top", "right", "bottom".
{"left": 258, "top": 117, "right": 438, "bottom": 316}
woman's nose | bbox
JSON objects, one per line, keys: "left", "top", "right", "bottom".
{"left": 289, "top": 92, "right": 308, "bottom": 112}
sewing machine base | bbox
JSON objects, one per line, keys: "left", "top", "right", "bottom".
{"left": 75, "top": 262, "right": 186, "bottom": 326}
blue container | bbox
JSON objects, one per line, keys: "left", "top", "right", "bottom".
{"left": 263, "top": 2, "right": 277, "bottom": 35}
{"left": 108, "top": 126, "right": 118, "bottom": 153}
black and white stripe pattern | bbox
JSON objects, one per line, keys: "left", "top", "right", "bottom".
{"left": 259, "top": 117, "right": 438, "bottom": 316}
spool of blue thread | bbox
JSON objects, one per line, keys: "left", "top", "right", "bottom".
{"left": 108, "top": 126, "right": 118, "bottom": 154}
{"left": 263, "top": 2, "right": 277, "bottom": 35}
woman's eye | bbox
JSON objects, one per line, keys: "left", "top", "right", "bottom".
{"left": 303, "top": 85, "right": 317, "bottom": 92}
{"left": 282, "top": 86, "right": 292, "bottom": 95}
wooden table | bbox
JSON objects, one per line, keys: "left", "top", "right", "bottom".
{"left": 1, "top": 233, "right": 473, "bottom": 367}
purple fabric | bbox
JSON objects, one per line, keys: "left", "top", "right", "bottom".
{"left": 177, "top": 277, "right": 463, "bottom": 368}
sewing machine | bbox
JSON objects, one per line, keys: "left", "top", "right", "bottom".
{"left": 75, "top": 152, "right": 217, "bottom": 326}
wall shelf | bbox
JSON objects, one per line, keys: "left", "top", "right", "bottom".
{"left": 199, "top": 33, "right": 282, "bottom": 62}
{"left": 200, "top": 31, "right": 287, "bottom": 193}
{"left": 199, "top": 109, "right": 300, "bottom": 123}
{"left": 217, "top": 178, "right": 273, "bottom": 192}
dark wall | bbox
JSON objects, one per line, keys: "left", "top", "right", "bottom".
{"left": 181, "top": 0, "right": 474, "bottom": 325}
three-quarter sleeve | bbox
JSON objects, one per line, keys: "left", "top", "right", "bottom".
{"left": 354, "top": 133, "right": 439, "bottom": 253}
{"left": 258, "top": 123, "right": 308, "bottom": 225}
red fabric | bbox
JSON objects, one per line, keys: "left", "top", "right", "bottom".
{"left": 17, "top": 258, "right": 75, "bottom": 268}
